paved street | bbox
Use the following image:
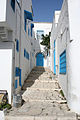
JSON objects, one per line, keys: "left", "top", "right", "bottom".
{"left": 5, "top": 67, "right": 77, "bottom": 120}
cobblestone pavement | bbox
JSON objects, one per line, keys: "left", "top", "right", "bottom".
{"left": 5, "top": 67, "right": 77, "bottom": 120}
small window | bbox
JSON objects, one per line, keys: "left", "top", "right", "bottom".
{"left": 60, "top": 50, "right": 66, "bottom": 74}
{"left": 11, "top": 0, "right": 15, "bottom": 12}
{"left": 37, "top": 30, "right": 44, "bottom": 40}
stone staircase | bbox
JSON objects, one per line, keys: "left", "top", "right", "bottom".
{"left": 5, "top": 67, "right": 77, "bottom": 120}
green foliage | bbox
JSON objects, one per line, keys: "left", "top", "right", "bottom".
{"left": 40, "top": 32, "right": 51, "bottom": 50}
{"left": 0, "top": 103, "right": 12, "bottom": 110}
{"left": 60, "top": 90, "right": 64, "bottom": 97}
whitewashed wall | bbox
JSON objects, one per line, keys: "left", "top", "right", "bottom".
{"left": 0, "top": 0, "right": 36, "bottom": 103}
{"left": 50, "top": 0, "right": 80, "bottom": 114}
{"left": 0, "top": 42, "right": 14, "bottom": 103}
{"left": 50, "top": 11, "right": 60, "bottom": 73}
{"left": 0, "top": 0, "right": 7, "bottom": 22}
{"left": 0, "top": 111, "right": 4, "bottom": 120}
{"left": 50, "top": 0, "right": 70, "bottom": 100}
{"left": 67, "top": 0, "right": 80, "bottom": 114}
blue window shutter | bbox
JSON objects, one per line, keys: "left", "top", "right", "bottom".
{"left": 15, "top": 80, "right": 18, "bottom": 89}
{"left": 15, "top": 67, "right": 20, "bottom": 77}
{"left": 60, "top": 50, "right": 66, "bottom": 74}
{"left": 24, "top": 10, "right": 33, "bottom": 21}
{"left": 24, "top": 19, "right": 27, "bottom": 32}
{"left": 19, "top": 69, "right": 22, "bottom": 86}
{"left": 24, "top": 10, "right": 33, "bottom": 32}
{"left": 24, "top": 49, "right": 29, "bottom": 60}
{"left": 11, "top": 0, "right": 15, "bottom": 12}
{"left": 16, "top": 40, "right": 19, "bottom": 52}
{"left": 31, "top": 23, "right": 34, "bottom": 37}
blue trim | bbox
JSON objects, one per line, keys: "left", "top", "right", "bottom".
{"left": 15, "top": 80, "right": 18, "bottom": 89}
{"left": 15, "top": 67, "right": 22, "bottom": 87}
{"left": 54, "top": 49, "right": 56, "bottom": 74}
{"left": 60, "top": 50, "right": 66, "bottom": 74}
{"left": 36, "top": 53, "right": 44, "bottom": 67}
{"left": 24, "top": 49, "right": 29, "bottom": 60}
{"left": 24, "top": 19, "right": 27, "bottom": 32}
{"left": 15, "top": 67, "right": 20, "bottom": 77}
{"left": 16, "top": 40, "right": 19, "bottom": 52}
{"left": 37, "top": 30, "right": 44, "bottom": 32}
{"left": 11, "top": 0, "right": 15, "bottom": 12}
{"left": 31, "top": 23, "right": 34, "bottom": 37}
{"left": 53, "top": 40, "right": 56, "bottom": 74}
{"left": 19, "top": 69, "right": 22, "bottom": 86}
{"left": 24, "top": 10, "right": 33, "bottom": 21}
{"left": 54, "top": 40, "right": 55, "bottom": 48}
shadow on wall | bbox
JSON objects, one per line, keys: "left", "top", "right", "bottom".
{"left": 21, "top": 67, "right": 45, "bottom": 90}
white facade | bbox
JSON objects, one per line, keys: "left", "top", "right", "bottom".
{"left": 34, "top": 22, "right": 52, "bottom": 67}
{"left": 0, "top": 0, "right": 36, "bottom": 104}
{"left": 50, "top": 0, "right": 80, "bottom": 114}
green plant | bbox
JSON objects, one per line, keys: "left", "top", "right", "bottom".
{"left": 0, "top": 103, "right": 12, "bottom": 110}
{"left": 2, "top": 104, "right": 12, "bottom": 110}
{"left": 40, "top": 32, "right": 51, "bottom": 50}
{"left": 60, "top": 90, "right": 64, "bottom": 97}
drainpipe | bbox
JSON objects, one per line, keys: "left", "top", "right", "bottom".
{"left": 19, "top": 0, "right": 22, "bottom": 88}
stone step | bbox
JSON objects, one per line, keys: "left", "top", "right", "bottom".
{"left": 22, "top": 89, "right": 65, "bottom": 102}
{"left": 30, "top": 71, "right": 53, "bottom": 75}
{"left": 39, "top": 76, "right": 53, "bottom": 80}
{"left": 28, "top": 74, "right": 51, "bottom": 78}
{"left": 5, "top": 101, "right": 71, "bottom": 119}
{"left": 26, "top": 75, "right": 55, "bottom": 81}
{"left": 26, "top": 79, "right": 58, "bottom": 83}
{"left": 23, "top": 81, "right": 60, "bottom": 90}
{"left": 5, "top": 115, "right": 77, "bottom": 120}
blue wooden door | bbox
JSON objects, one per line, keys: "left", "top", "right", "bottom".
{"left": 54, "top": 40, "right": 56, "bottom": 74}
{"left": 36, "top": 53, "right": 44, "bottom": 66}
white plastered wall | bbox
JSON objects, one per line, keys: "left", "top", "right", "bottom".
{"left": 0, "top": 0, "right": 7, "bottom": 22}
{"left": 50, "top": 0, "right": 80, "bottom": 114}
{"left": 67, "top": 0, "right": 80, "bottom": 113}
{"left": 0, "top": 0, "right": 36, "bottom": 102}
{"left": 0, "top": 42, "right": 14, "bottom": 104}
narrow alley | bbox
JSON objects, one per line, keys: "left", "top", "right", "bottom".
{"left": 5, "top": 67, "right": 77, "bottom": 120}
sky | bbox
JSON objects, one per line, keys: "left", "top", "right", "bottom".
{"left": 32, "top": 0, "right": 63, "bottom": 23}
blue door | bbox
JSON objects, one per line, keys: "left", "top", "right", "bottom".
{"left": 36, "top": 53, "right": 44, "bottom": 66}
{"left": 54, "top": 40, "right": 56, "bottom": 74}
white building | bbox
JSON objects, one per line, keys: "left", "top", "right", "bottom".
{"left": 34, "top": 22, "right": 52, "bottom": 67}
{"left": 50, "top": 0, "right": 80, "bottom": 114}
{"left": 0, "top": 0, "right": 36, "bottom": 104}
